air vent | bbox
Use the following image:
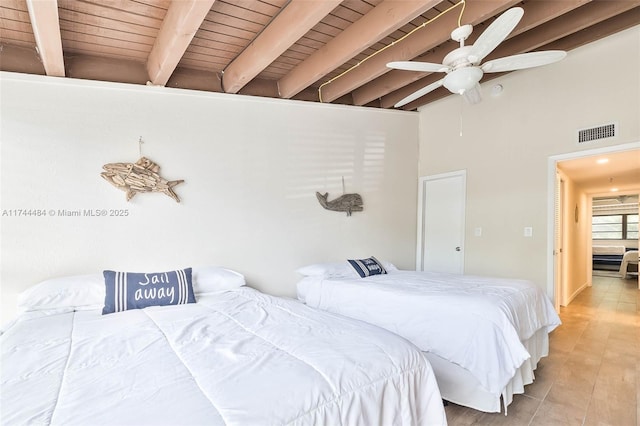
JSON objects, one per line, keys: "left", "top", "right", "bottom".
{"left": 577, "top": 123, "right": 616, "bottom": 143}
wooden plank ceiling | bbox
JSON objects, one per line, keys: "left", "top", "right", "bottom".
{"left": 1, "top": 0, "right": 639, "bottom": 110}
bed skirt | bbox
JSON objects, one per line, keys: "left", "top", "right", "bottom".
{"left": 424, "top": 327, "right": 549, "bottom": 413}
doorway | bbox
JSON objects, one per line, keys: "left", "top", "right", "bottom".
{"left": 416, "top": 170, "right": 466, "bottom": 274}
{"left": 548, "top": 142, "right": 640, "bottom": 309}
{"left": 591, "top": 194, "right": 639, "bottom": 280}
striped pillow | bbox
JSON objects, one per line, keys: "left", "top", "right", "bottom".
{"left": 347, "top": 257, "right": 387, "bottom": 278}
{"left": 102, "top": 268, "right": 195, "bottom": 314}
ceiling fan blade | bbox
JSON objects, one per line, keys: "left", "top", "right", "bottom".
{"left": 481, "top": 50, "right": 567, "bottom": 73}
{"left": 462, "top": 83, "right": 482, "bottom": 105}
{"left": 469, "top": 7, "right": 523, "bottom": 64}
{"left": 387, "top": 61, "right": 448, "bottom": 73}
{"left": 394, "top": 79, "right": 444, "bottom": 108}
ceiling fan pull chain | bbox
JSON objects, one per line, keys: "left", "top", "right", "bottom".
{"left": 459, "top": 96, "right": 464, "bottom": 137}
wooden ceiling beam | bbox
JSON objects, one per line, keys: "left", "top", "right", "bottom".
{"left": 277, "top": 0, "right": 445, "bottom": 100}
{"left": 25, "top": 0, "right": 65, "bottom": 77}
{"left": 482, "top": 0, "right": 640, "bottom": 60}
{"left": 146, "top": 0, "right": 215, "bottom": 86}
{"left": 354, "top": 0, "right": 592, "bottom": 106}
{"left": 63, "top": 52, "right": 282, "bottom": 99}
{"left": 222, "top": 0, "right": 343, "bottom": 94}
{"left": 395, "top": 2, "right": 640, "bottom": 110}
{"left": 543, "top": 6, "right": 640, "bottom": 51}
{"left": 318, "top": 0, "right": 521, "bottom": 103}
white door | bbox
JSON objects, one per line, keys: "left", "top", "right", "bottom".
{"left": 417, "top": 170, "right": 466, "bottom": 273}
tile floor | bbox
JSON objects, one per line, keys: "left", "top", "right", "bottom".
{"left": 444, "top": 274, "right": 639, "bottom": 426}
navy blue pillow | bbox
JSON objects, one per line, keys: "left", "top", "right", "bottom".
{"left": 102, "top": 268, "right": 196, "bottom": 315}
{"left": 347, "top": 257, "right": 387, "bottom": 278}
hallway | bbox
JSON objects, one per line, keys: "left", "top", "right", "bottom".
{"left": 445, "top": 275, "right": 639, "bottom": 425}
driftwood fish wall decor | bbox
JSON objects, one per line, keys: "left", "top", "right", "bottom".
{"left": 316, "top": 192, "right": 363, "bottom": 216}
{"left": 101, "top": 157, "right": 184, "bottom": 203}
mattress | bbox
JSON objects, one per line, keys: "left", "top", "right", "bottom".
{"left": 298, "top": 270, "right": 561, "bottom": 398}
{"left": 1, "top": 287, "right": 447, "bottom": 426}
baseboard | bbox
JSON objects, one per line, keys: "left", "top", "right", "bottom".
{"left": 565, "top": 281, "right": 589, "bottom": 305}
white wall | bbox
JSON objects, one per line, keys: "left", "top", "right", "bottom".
{"left": 418, "top": 26, "right": 640, "bottom": 295}
{"left": 0, "top": 73, "right": 419, "bottom": 323}
{"left": 563, "top": 177, "right": 590, "bottom": 305}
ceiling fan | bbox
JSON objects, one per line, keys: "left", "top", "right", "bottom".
{"left": 387, "top": 7, "right": 567, "bottom": 108}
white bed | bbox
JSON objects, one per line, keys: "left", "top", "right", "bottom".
{"left": 1, "top": 268, "right": 447, "bottom": 426}
{"left": 296, "top": 263, "right": 561, "bottom": 413}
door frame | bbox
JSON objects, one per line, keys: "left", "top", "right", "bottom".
{"left": 546, "top": 141, "right": 640, "bottom": 309}
{"left": 416, "top": 170, "right": 466, "bottom": 272}
{"left": 554, "top": 172, "right": 566, "bottom": 310}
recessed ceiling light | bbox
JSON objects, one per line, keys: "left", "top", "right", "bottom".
{"left": 611, "top": 188, "right": 619, "bottom": 192}
{"left": 596, "top": 158, "right": 609, "bottom": 164}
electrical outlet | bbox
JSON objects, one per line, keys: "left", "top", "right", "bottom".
{"left": 474, "top": 227, "right": 482, "bottom": 237}
{"left": 524, "top": 227, "right": 533, "bottom": 237}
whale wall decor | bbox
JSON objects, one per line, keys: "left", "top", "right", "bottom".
{"left": 316, "top": 192, "right": 363, "bottom": 217}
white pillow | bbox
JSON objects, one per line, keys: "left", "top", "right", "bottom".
{"left": 192, "top": 266, "right": 246, "bottom": 294}
{"left": 296, "top": 260, "right": 398, "bottom": 279}
{"left": 16, "top": 267, "right": 246, "bottom": 313}
{"left": 296, "top": 262, "right": 358, "bottom": 279}
{"left": 380, "top": 260, "right": 399, "bottom": 272}
{"left": 17, "top": 274, "right": 105, "bottom": 313}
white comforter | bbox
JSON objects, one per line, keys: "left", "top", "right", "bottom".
{"left": 1, "top": 287, "right": 446, "bottom": 426}
{"left": 299, "top": 271, "right": 561, "bottom": 396}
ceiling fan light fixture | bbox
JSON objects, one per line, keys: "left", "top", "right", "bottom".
{"left": 463, "top": 86, "right": 482, "bottom": 105}
{"left": 387, "top": 6, "right": 567, "bottom": 108}
{"left": 443, "top": 67, "right": 483, "bottom": 94}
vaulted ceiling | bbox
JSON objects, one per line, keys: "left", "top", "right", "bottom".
{"left": 1, "top": 0, "right": 639, "bottom": 110}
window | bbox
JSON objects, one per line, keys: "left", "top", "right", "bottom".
{"left": 592, "top": 215, "right": 622, "bottom": 239}
{"left": 628, "top": 214, "right": 639, "bottom": 240}
{"left": 593, "top": 214, "right": 639, "bottom": 240}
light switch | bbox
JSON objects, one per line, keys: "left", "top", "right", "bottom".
{"left": 474, "top": 227, "right": 482, "bottom": 237}
{"left": 524, "top": 227, "right": 533, "bottom": 237}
